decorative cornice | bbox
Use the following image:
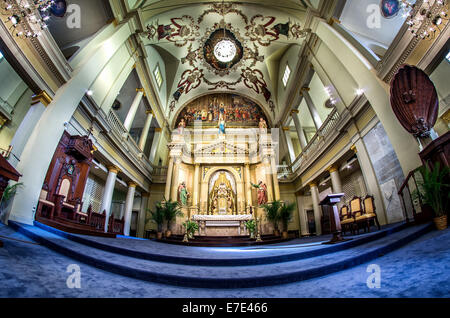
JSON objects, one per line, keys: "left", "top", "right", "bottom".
{"left": 31, "top": 91, "right": 52, "bottom": 107}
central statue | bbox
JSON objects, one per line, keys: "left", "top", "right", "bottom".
{"left": 209, "top": 172, "right": 235, "bottom": 214}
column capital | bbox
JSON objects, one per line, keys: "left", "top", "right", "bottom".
{"left": 327, "top": 165, "right": 339, "bottom": 173}
{"left": 309, "top": 182, "right": 317, "bottom": 189}
{"left": 282, "top": 126, "right": 291, "bottom": 131}
{"left": 291, "top": 109, "right": 299, "bottom": 115}
{"left": 154, "top": 127, "right": 162, "bottom": 132}
{"left": 351, "top": 145, "right": 358, "bottom": 154}
{"left": 136, "top": 88, "right": 146, "bottom": 97}
{"left": 146, "top": 109, "right": 153, "bottom": 115}
{"left": 300, "top": 87, "right": 310, "bottom": 96}
{"left": 128, "top": 181, "right": 138, "bottom": 188}
{"left": 194, "top": 163, "right": 201, "bottom": 167}
{"left": 107, "top": 165, "right": 121, "bottom": 174}
{"left": 141, "top": 192, "right": 150, "bottom": 198}
{"left": 31, "top": 91, "right": 52, "bottom": 107}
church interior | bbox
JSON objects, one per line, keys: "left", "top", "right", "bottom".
{"left": 0, "top": 0, "right": 449, "bottom": 299}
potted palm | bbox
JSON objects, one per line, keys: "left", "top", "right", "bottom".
{"left": 413, "top": 163, "right": 449, "bottom": 230}
{"left": 182, "top": 219, "right": 199, "bottom": 239}
{"left": 279, "top": 202, "right": 296, "bottom": 239}
{"left": 162, "top": 199, "right": 183, "bottom": 238}
{"left": 262, "top": 200, "right": 282, "bottom": 236}
{"left": 244, "top": 219, "right": 257, "bottom": 239}
{"left": 147, "top": 202, "right": 165, "bottom": 239}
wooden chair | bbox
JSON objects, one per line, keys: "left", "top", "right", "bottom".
{"left": 356, "top": 195, "right": 381, "bottom": 232}
{"left": 339, "top": 205, "right": 355, "bottom": 235}
{"left": 349, "top": 196, "right": 364, "bottom": 234}
{"left": 37, "top": 189, "right": 55, "bottom": 219}
{"left": 54, "top": 178, "right": 77, "bottom": 219}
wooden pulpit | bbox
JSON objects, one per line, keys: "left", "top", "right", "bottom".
{"left": 320, "top": 193, "right": 347, "bottom": 245}
{"left": 0, "top": 156, "right": 22, "bottom": 248}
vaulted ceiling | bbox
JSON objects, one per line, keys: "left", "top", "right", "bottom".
{"left": 135, "top": 1, "right": 314, "bottom": 123}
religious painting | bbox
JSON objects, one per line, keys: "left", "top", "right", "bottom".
{"left": 380, "top": 0, "right": 401, "bottom": 19}
{"left": 175, "top": 93, "right": 269, "bottom": 128}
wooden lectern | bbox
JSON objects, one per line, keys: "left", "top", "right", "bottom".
{"left": 0, "top": 155, "right": 22, "bottom": 248}
{"left": 320, "top": 193, "right": 348, "bottom": 245}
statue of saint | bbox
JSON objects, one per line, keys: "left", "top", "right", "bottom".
{"left": 218, "top": 114, "right": 226, "bottom": 135}
{"left": 178, "top": 182, "right": 189, "bottom": 206}
{"left": 252, "top": 181, "right": 268, "bottom": 206}
{"left": 259, "top": 118, "right": 268, "bottom": 130}
{"left": 178, "top": 118, "right": 186, "bottom": 134}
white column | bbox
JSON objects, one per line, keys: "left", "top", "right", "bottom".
{"left": 124, "top": 88, "right": 145, "bottom": 131}
{"left": 283, "top": 127, "right": 296, "bottom": 164}
{"left": 310, "top": 182, "right": 322, "bottom": 235}
{"left": 7, "top": 22, "right": 133, "bottom": 225}
{"left": 301, "top": 88, "right": 323, "bottom": 130}
{"left": 328, "top": 165, "right": 343, "bottom": 193}
{"left": 149, "top": 128, "right": 162, "bottom": 164}
{"left": 100, "top": 166, "right": 120, "bottom": 232}
{"left": 270, "top": 156, "right": 281, "bottom": 201}
{"left": 291, "top": 110, "right": 308, "bottom": 150}
{"left": 164, "top": 157, "right": 174, "bottom": 200}
{"left": 192, "top": 163, "right": 200, "bottom": 209}
{"left": 138, "top": 110, "right": 153, "bottom": 151}
{"left": 137, "top": 193, "right": 149, "bottom": 238}
{"left": 245, "top": 163, "right": 252, "bottom": 209}
{"left": 8, "top": 92, "right": 49, "bottom": 166}
{"left": 123, "top": 182, "right": 137, "bottom": 236}
{"left": 263, "top": 157, "right": 274, "bottom": 202}
{"left": 171, "top": 157, "right": 181, "bottom": 201}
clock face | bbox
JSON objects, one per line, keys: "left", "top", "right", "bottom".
{"left": 214, "top": 39, "right": 237, "bottom": 63}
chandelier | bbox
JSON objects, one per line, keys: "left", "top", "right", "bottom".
{"left": 1, "top": 0, "right": 55, "bottom": 39}
{"left": 213, "top": 0, "right": 237, "bottom": 63}
{"left": 402, "top": 0, "right": 449, "bottom": 40}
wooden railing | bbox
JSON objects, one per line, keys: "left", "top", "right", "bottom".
{"left": 398, "top": 166, "right": 433, "bottom": 224}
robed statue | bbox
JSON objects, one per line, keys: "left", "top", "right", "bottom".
{"left": 178, "top": 182, "right": 190, "bottom": 206}
{"left": 178, "top": 118, "right": 186, "bottom": 135}
{"left": 218, "top": 113, "right": 226, "bottom": 135}
{"left": 251, "top": 181, "right": 268, "bottom": 205}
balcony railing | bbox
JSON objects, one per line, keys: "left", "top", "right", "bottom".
{"left": 106, "top": 110, "right": 153, "bottom": 174}
{"left": 279, "top": 108, "right": 341, "bottom": 180}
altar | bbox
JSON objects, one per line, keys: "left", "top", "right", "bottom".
{"left": 192, "top": 214, "right": 253, "bottom": 236}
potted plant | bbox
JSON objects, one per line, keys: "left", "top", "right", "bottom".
{"left": 279, "top": 202, "right": 296, "bottom": 239}
{"left": 262, "top": 200, "right": 282, "bottom": 236}
{"left": 244, "top": 219, "right": 257, "bottom": 239}
{"left": 162, "top": 199, "right": 183, "bottom": 238}
{"left": 0, "top": 182, "right": 23, "bottom": 223}
{"left": 413, "top": 163, "right": 449, "bottom": 231}
{"left": 146, "top": 202, "right": 165, "bottom": 239}
{"left": 182, "top": 219, "right": 199, "bottom": 239}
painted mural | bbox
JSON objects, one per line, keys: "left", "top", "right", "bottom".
{"left": 175, "top": 93, "right": 269, "bottom": 128}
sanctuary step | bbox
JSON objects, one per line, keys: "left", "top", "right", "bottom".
{"left": 35, "top": 216, "right": 116, "bottom": 238}
{"left": 8, "top": 220, "right": 433, "bottom": 288}
{"left": 159, "top": 234, "right": 289, "bottom": 247}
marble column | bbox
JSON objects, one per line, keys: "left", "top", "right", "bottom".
{"left": 328, "top": 165, "right": 343, "bottom": 193}
{"left": 270, "top": 156, "right": 281, "bottom": 201}
{"left": 291, "top": 110, "right": 308, "bottom": 150}
{"left": 149, "top": 127, "right": 162, "bottom": 164}
{"left": 192, "top": 163, "right": 201, "bottom": 210}
{"left": 8, "top": 91, "right": 50, "bottom": 166}
{"left": 164, "top": 157, "right": 174, "bottom": 200}
{"left": 137, "top": 192, "right": 149, "bottom": 238}
{"left": 171, "top": 157, "right": 181, "bottom": 201}
{"left": 123, "top": 182, "right": 137, "bottom": 236}
{"left": 283, "top": 127, "right": 296, "bottom": 164}
{"left": 244, "top": 163, "right": 252, "bottom": 209}
{"left": 100, "top": 166, "right": 120, "bottom": 232}
{"left": 138, "top": 110, "right": 153, "bottom": 151}
{"left": 263, "top": 157, "right": 274, "bottom": 202}
{"left": 124, "top": 88, "right": 145, "bottom": 131}
{"left": 301, "top": 87, "right": 323, "bottom": 130}
{"left": 310, "top": 182, "right": 322, "bottom": 235}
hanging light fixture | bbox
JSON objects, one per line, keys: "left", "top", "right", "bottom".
{"left": 1, "top": 0, "right": 55, "bottom": 39}
{"left": 402, "top": 0, "right": 449, "bottom": 40}
{"left": 213, "top": 0, "right": 237, "bottom": 63}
